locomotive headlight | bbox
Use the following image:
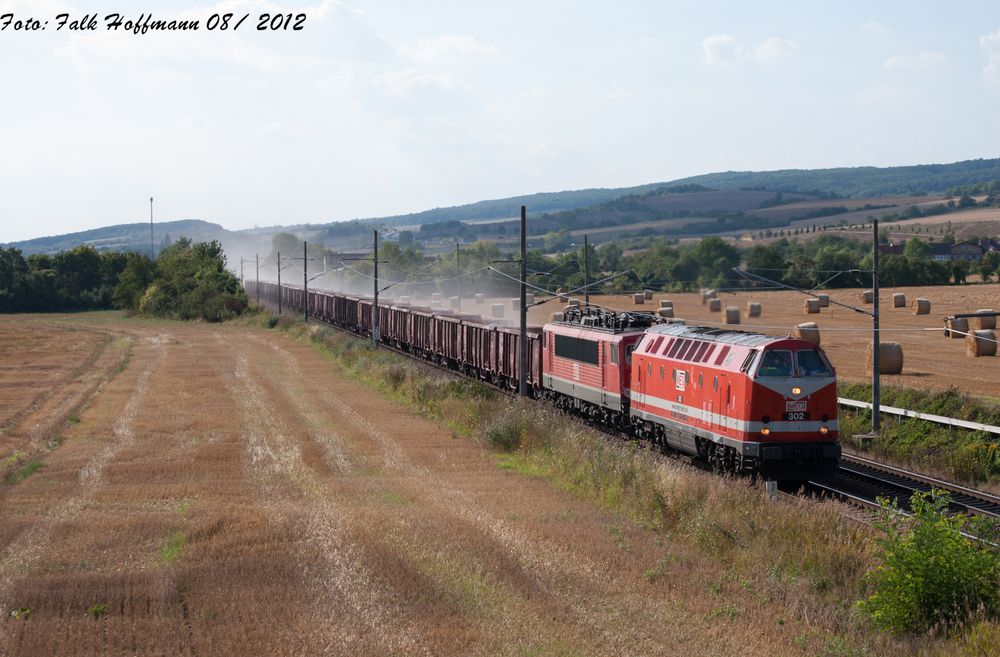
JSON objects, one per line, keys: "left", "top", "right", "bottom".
{"left": 791, "top": 386, "right": 801, "bottom": 395}
{"left": 761, "top": 427, "right": 771, "bottom": 436}
{"left": 819, "top": 426, "right": 829, "bottom": 435}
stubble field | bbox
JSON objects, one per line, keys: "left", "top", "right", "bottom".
{"left": 0, "top": 313, "right": 844, "bottom": 657}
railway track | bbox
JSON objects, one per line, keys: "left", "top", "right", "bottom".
{"left": 797, "top": 453, "right": 1000, "bottom": 519}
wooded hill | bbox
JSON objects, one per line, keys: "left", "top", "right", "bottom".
{"left": 6, "top": 157, "right": 999, "bottom": 255}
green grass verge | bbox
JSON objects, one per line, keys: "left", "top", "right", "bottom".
{"left": 840, "top": 383, "right": 1000, "bottom": 485}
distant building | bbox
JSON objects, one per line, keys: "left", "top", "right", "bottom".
{"left": 877, "top": 243, "right": 903, "bottom": 256}
{"left": 951, "top": 241, "right": 984, "bottom": 261}
{"left": 929, "top": 243, "right": 953, "bottom": 262}
{"left": 979, "top": 238, "right": 1000, "bottom": 253}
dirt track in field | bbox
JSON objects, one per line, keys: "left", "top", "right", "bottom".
{"left": 0, "top": 315, "right": 826, "bottom": 657}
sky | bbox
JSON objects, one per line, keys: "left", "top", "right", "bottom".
{"left": 1, "top": 0, "right": 999, "bottom": 243}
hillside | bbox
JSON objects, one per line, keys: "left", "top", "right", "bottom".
{"left": 7, "top": 158, "right": 1000, "bottom": 255}
{"left": 6, "top": 219, "right": 232, "bottom": 256}
{"left": 665, "top": 158, "right": 1000, "bottom": 198}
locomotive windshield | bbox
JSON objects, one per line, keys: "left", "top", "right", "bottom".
{"left": 796, "top": 349, "right": 833, "bottom": 377}
{"left": 755, "top": 348, "right": 833, "bottom": 378}
{"left": 757, "top": 350, "right": 793, "bottom": 377}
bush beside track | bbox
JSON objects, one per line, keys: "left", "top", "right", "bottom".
{"left": 251, "top": 311, "right": 1000, "bottom": 653}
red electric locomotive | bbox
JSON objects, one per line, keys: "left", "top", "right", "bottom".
{"left": 540, "top": 307, "right": 654, "bottom": 427}
{"left": 630, "top": 323, "right": 840, "bottom": 479}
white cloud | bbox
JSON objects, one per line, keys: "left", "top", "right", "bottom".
{"left": 981, "top": 30, "right": 1000, "bottom": 83}
{"left": 703, "top": 34, "right": 742, "bottom": 64}
{"left": 400, "top": 34, "right": 497, "bottom": 64}
{"left": 860, "top": 20, "right": 889, "bottom": 34}
{"left": 754, "top": 37, "right": 797, "bottom": 63}
{"left": 883, "top": 52, "right": 949, "bottom": 72}
{"left": 704, "top": 35, "right": 795, "bottom": 65}
{"left": 374, "top": 67, "right": 463, "bottom": 96}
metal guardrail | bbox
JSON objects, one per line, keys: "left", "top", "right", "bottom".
{"left": 838, "top": 398, "right": 1000, "bottom": 436}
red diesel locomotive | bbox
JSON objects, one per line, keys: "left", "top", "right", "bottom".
{"left": 630, "top": 324, "right": 840, "bottom": 478}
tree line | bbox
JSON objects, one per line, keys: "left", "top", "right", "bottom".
{"left": 0, "top": 239, "right": 246, "bottom": 321}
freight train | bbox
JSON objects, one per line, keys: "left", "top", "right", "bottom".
{"left": 247, "top": 281, "right": 840, "bottom": 479}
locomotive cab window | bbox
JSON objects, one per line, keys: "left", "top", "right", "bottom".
{"left": 610, "top": 344, "right": 618, "bottom": 365}
{"left": 756, "top": 349, "right": 793, "bottom": 377}
{"left": 625, "top": 344, "right": 635, "bottom": 365}
{"left": 796, "top": 349, "right": 833, "bottom": 377}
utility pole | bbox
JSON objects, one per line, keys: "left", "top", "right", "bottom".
{"left": 519, "top": 206, "right": 528, "bottom": 397}
{"left": 302, "top": 241, "right": 308, "bottom": 323}
{"left": 373, "top": 230, "right": 380, "bottom": 347}
{"left": 872, "top": 219, "right": 881, "bottom": 432}
{"left": 277, "top": 251, "right": 282, "bottom": 315}
{"left": 240, "top": 258, "right": 244, "bottom": 285}
{"left": 255, "top": 253, "right": 260, "bottom": 305}
{"left": 456, "top": 242, "right": 461, "bottom": 302}
{"left": 149, "top": 197, "right": 154, "bottom": 259}
{"left": 583, "top": 234, "right": 590, "bottom": 311}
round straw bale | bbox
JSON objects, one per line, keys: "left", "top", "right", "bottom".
{"left": 867, "top": 342, "right": 903, "bottom": 375}
{"left": 860, "top": 290, "right": 873, "bottom": 304}
{"left": 552, "top": 312, "right": 565, "bottom": 323}
{"left": 795, "top": 322, "right": 820, "bottom": 345}
{"left": 817, "top": 294, "right": 830, "bottom": 308}
{"left": 491, "top": 303, "right": 504, "bottom": 318}
{"left": 912, "top": 298, "right": 930, "bottom": 315}
{"left": 892, "top": 293, "right": 906, "bottom": 308}
{"left": 725, "top": 307, "right": 740, "bottom": 324}
{"left": 966, "top": 330, "right": 997, "bottom": 357}
{"left": 567, "top": 298, "right": 580, "bottom": 307}
{"left": 659, "top": 300, "right": 673, "bottom": 309}
{"left": 747, "top": 302, "right": 762, "bottom": 318}
{"left": 975, "top": 309, "right": 996, "bottom": 330}
{"left": 804, "top": 298, "right": 820, "bottom": 314}
{"left": 633, "top": 293, "right": 645, "bottom": 304}
{"left": 708, "top": 298, "right": 722, "bottom": 312}
{"left": 657, "top": 308, "right": 674, "bottom": 318}
{"left": 644, "top": 289, "right": 653, "bottom": 300}
{"left": 946, "top": 317, "right": 969, "bottom": 338}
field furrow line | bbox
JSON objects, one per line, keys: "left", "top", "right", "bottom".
{"left": 0, "top": 334, "right": 165, "bottom": 615}
{"left": 224, "top": 349, "right": 435, "bottom": 657}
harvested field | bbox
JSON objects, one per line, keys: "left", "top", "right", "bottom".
{"left": 0, "top": 313, "right": 848, "bottom": 656}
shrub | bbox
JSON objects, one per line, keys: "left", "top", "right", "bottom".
{"left": 859, "top": 490, "right": 1000, "bottom": 634}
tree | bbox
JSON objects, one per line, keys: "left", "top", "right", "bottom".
{"left": 543, "top": 229, "right": 571, "bottom": 253}
{"left": 902, "top": 238, "right": 932, "bottom": 261}
{"left": 744, "top": 245, "right": 786, "bottom": 275}
{"left": 978, "top": 252, "right": 1000, "bottom": 282}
